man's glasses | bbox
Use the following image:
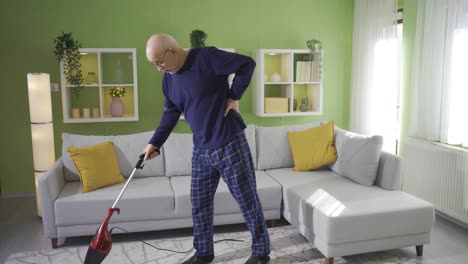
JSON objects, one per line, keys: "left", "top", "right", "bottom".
{"left": 150, "top": 48, "right": 170, "bottom": 67}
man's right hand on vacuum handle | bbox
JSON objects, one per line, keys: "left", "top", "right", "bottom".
{"left": 144, "top": 144, "right": 160, "bottom": 160}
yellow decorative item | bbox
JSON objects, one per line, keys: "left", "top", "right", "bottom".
{"left": 287, "top": 121, "right": 337, "bottom": 171}
{"left": 264, "top": 97, "right": 289, "bottom": 113}
{"left": 108, "top": 86, "right": 126, "bottom": 97}
{"left": 67, "top": 141, "right": 125, "bottom": 193}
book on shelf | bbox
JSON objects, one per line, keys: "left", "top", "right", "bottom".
{"left": 295, "top": 61, "right": 319, "bottom": 82}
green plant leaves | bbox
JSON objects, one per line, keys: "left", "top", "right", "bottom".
{"left": 53, "top": 32, "right": 84, "bottom": 96}
{"left": 189, "top": 29, "right": 208, "bottom": 48}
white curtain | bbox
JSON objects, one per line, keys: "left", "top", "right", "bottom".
{"left": 410, "top": 0, "right": 468, "bottom": 147}
{"left": 349, "top": 0, "right": 398, "bottom": 153}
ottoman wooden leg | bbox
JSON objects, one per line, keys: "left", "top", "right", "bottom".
{"left": 325, "top": 257, "right": 334, "bottom": 264}
{"left": 51, "top": 238, "right": 58, "bottom": 249}
{"left": 416, "top": 245, "right": 423, "bottom": 256}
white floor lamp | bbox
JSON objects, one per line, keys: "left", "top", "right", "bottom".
{"left": 27, "top": 73, "right": 55, "bottom": 217}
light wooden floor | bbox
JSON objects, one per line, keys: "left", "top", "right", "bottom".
{"left": 1, "top": 196, "right": 468, "bottom": 263}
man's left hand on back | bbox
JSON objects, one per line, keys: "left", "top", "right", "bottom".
{"left": 224, "top": 98, "right": 239, "bottom": 117}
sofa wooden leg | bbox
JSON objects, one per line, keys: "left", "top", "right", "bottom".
{"left": 325, "top": 257, "right": 334, "bottom": 264}
{"left": 267, "top": 219, "right": 282, "bottom": 228}
{"left": 416, "top": 245, "right": 423, "bottom": 256}
{"left": 51, "top": 238, "right": 58, "bottom": 249}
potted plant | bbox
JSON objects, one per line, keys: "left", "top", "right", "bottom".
{"left": 306, "top": 39, "right": 322, "bottom": 52}
{"left": 108, "top": 86, "right": 126, "bottom": 97}
{"left": 53, "top": 32, "right": 84, "bottom": 96}
{"left": 189, "top": 29, "right": 208, "bottom": 48}
{"left": 108, "top": 86, "right": 126, "bottom": 117}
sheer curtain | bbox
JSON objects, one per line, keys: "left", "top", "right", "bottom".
{"left": 349, "top": 0, "right": 398, "bottom": 153}
{"left": 410, "top": 0, "right": 468, "bottom": 147}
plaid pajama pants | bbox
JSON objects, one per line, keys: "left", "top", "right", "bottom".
{"left": 191, "top": 131, "right": 271, "bottom": 257}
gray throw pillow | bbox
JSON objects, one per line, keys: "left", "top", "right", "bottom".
{"left": 330, "top": 127, "right": 383, "bottom": 185}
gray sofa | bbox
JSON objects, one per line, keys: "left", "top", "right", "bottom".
{"left": 39, "top": 122, "right": 434, "bottom": 264}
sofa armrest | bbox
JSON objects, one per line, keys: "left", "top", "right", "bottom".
{"left": 38, "top": 158, "right": 65, "bottom": 238}
{"left": 375, "top": 151, "right": 402, "bottom": 191}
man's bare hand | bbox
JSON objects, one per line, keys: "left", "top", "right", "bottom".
{"left": 224, "top": 98, "right": 239, "bottom": 117}
{"left": 143, "top": 144, "right": 160, "bottom": 160}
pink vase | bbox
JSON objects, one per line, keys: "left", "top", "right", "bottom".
{"left": 110, "top": 97, "right": 124, "bottom": 117}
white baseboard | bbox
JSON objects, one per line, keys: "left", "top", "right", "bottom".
{"left": 436, "top": 210, "right": 468, "bottom": 230}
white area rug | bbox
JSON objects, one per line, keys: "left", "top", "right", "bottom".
{"left": 5, "top": 225, "right": 422, "bottom": 264}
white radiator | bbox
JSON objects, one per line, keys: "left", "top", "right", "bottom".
{"left": 403, "top": 137, "right": 468, "bottom": 224}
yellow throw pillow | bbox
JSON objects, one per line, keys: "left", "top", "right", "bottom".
{"left": 287, "top": 121, "right": 338, "bottom": 171}
{"left": 67, "top": 141, "right": 125, "bottom": 193}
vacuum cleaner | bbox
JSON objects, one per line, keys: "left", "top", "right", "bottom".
{"left": 84, "top": 151, "right": 158, "bottom": 264}
{"left": 83, "top": 150, "right": 246, "bottom": 264}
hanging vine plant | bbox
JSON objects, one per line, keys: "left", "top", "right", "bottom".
{"left": 189, "top": 29, "right": 208, "bottom": 48}
{"left": 53, "top": 32, "right": 84, "bottom": 96}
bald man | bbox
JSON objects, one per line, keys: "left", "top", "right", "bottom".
{"left": 143, "top": 34, "right": 271, "bottom": 264}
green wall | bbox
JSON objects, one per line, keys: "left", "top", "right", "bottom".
{"left": 0, "top": 0, "right": 354, "bottom": 194}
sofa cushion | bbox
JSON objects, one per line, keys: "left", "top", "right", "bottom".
{"left": 330, "top": 127, "right": 383, "bottom": 185}
{"left": 169, "top": 171, "right": 282, "bottom": 217}
{"left": 164, "top": 125, "right": 257, "bottom": 176}
{"left": 113, "top": 131, "right": 165, "bottom": 177}
{"left": 67, "top": 141, "right": 125, "bottom": 193}
{"left": 163, "top": 133, "right": 193, "bottom": 177}
{"left": 266, "top": 168, "right": 434, "bottom": 244}
{"left": 62, "top": 132, "right": 165, "bottom": 181}
{"left": 55, "top": 177, "right": 175, "bottom": 226}
{"left": 244, "top": 125, "right": 257, "bottom": 169}
{"left": 256, "top": 122, "right": 322, "bottom": 170}
{"left": 287, "top": 121, "right": 337, "bottom": 171}
{"left": 265, "top": 168, "right": 333, "bottom": 219}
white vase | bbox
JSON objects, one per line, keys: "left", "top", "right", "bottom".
{"left": 82, "top": 108, "right": 90, "bottom": 118}
{"left": 271, "top": 73, "right": 281, "bottom": 82}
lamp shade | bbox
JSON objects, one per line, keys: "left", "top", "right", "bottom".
{"left": 27, "top": 73, "right": 55, "bottom": 216}
{"left": 27, "top": 73, "right": 52, "bottom": 122}
{"left": 31, "top": 123, "right": 55, "bottom": 171}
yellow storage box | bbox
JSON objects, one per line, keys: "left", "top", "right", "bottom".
{"left": 265, "top": 97, "right": 289, "bottom": 113}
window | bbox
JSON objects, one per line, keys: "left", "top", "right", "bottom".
{"left": 445, "top": 28, "right": 468, "bottom": 146}
{"left": 409, "top": 1, "right": 468, "bottom": 148}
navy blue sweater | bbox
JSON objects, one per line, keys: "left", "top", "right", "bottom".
{"left": 149, "top": 47, "right": 256, "bottom": 150}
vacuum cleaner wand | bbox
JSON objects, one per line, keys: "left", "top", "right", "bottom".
{"left": 111, "top": 154, "right": 145, "bottom": 209}
{"left": 84, "top": 151, "right": 158, "bottom": 264}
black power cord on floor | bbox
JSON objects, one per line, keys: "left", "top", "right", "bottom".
{"left": 110, "top": 227, "right": 245, "bottom": 254}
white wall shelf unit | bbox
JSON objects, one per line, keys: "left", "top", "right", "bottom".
{"left": 252, "top": 49, "right": 323, "bottom": 117}
{"left": 61, "top": 48, "right": 139, "bottom": 123}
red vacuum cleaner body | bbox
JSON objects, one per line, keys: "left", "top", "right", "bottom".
{"left": 84, "top": 208, "right": 120, "bottom": 263}
{"left": 92, "top": 208, "right": 120, "bottom": 253}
